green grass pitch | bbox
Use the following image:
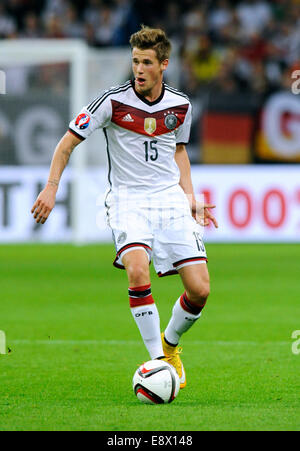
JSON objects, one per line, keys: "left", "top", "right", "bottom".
{"left": 0, "top": 243, "right": 299, "bottom": 431}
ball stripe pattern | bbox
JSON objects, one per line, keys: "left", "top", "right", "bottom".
{"left": 134, "top": 384, "right": 164, "bottom": 404}
{"left": 136, "top": 364, "right": 177, "bottom": 404}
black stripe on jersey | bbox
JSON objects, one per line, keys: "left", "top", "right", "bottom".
{"left": 164, "top": 84, "right": 190, "bottom": 101}
{"left": 103, "top": 127, "right": 112, "bottom": 190}
{"left": 117, "top": 242, "right": 152, "bottom": 257}
{"left": 88, "top": 82, "right": 131, "bottom": 114}
{"left": 87, "top": 82, "right": 131, "bottom": 114}
{"left": 87, "top": 81, "right": 131, "bottom": 111}
{"left": 103, "top": 127, "right": 112, "bottom": 225}
{"left": 90, "top": 84, "right": 132, "bottom": 114}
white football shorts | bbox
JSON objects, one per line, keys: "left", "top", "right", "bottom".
{"left": 105, "top": 188, "right": 208, "bottom": 277}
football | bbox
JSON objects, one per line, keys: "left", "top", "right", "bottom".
{"left": 133, "top": 360, "right": 180, "bottom": 404}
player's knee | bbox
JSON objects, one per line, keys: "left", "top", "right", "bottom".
{"left": 126, "top": 263, "right": 150, "bottom": 286}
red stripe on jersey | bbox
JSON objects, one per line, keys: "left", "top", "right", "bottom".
{"left": 173, "top": 257, "right": 207, "bottom": 267}
{"left": 116, "top": 242, "right": 152, "bottom": 258}
{"left": 111, "top": 100, "right": 189, "bottom": 137}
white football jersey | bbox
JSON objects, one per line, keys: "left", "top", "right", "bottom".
{"left": 69, "top": 80, "right": 192, "bottom": 197}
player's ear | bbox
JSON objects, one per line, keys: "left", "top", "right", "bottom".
{"left": 161, "top": 59, "right": 169, "bottom": 72}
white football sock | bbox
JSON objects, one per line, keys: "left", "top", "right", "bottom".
{"left": 129, "top": 284, "right": 164, "bottom": 359}
{"left": 164, "top": 296, "right": 202, "bottom": 346}
{"left": 130, "top": 303, "right": 164, "bottom": 359}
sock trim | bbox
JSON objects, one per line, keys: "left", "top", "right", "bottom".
{"left": 129, "top": 287, "right": 151, "bottom": 298}
{"left": 129, "top": 284, "right": 154, "bottom": 308}
{"left": 164, "top": 335, "right": 178, "bottom": 347}
{"left": 180, "top": 292, "right": 204, "bottom": 315}
{"left": 129, "top": 284, "right": 151, "bottom": 292}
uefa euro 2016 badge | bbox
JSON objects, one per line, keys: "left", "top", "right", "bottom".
{"left": 144, "top": 117, "right": 157, "bottom": 135}
{"left": 164, "top": 113, "right": 178, "bottom": 130}
{"left": 75, "top": 113, "right": 91, "bottom": 130}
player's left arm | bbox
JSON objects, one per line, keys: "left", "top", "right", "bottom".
{"left": 175, "top": 144, "right": 218, "bottom": 228}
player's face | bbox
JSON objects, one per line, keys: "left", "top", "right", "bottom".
{"left": 132, "top": 47, "right": 168, "bottom": 97}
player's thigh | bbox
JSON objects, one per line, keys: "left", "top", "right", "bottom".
{"left": 178, "top": 263, "right": 210, "bottom": 303}
{"left": 122, "top": 249, "right": 151, "bottom": 286}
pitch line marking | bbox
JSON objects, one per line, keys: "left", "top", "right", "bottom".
{"left": 9, "top": 339, "right": 290, "bottom": 346}
{"left": 0, "top": 330, "right": 6, "bottom": 354}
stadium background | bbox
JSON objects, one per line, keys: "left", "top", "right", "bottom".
{"left": 0, "top": 0, "right": 300, "bottom": 432}
{"left": 0, "top": 0, "right": 300, "bottom": 244}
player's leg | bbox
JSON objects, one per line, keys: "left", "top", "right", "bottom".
{"left": 162, "top": 263, "right": 209, "bottom": 388}
{"left": 122, "top": 249, "right": 164, "bottom": 360}
{"left": 164, "top": 262, "right": 209, "bottom": 346}
{"left": 122, "top": 248, "right": 150, "bottom": 286}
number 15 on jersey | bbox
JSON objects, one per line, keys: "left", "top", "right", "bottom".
{"left": 144, "top": 140, "right": 158, "bottom": 162}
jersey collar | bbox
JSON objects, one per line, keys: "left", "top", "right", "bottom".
{"left": 131, "top": 79, "right": 165, "bottom": 106}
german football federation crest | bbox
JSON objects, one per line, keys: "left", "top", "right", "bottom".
{"left": 144, "top": 118, "right": 157, "bottom": 135}
{"left": 164, "top": 113, "right": 178, "bottom": 130}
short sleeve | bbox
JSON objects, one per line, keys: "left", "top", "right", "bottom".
{"left": 68, "top": 95, "right": 112, "bottom": 140}
{"left": 175, "top": 103, "right": 192, "bottom": 145}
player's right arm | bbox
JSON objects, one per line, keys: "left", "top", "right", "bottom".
{"left": 31, "top": 131, "right": 82, "bottom": 224}
{"left": 31, "top": 88, "right": 112, "bottom": 224}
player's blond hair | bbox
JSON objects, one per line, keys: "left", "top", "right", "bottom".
{"left": 130, "top": 26, "right": 171, "bottom": 62}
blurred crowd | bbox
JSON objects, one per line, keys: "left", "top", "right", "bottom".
{"left": 0, "top": 0, "right": 300, "bottom": 95}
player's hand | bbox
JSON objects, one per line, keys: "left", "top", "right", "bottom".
{"left": 31, "top": 185, "right": 57, "bottom": 224}
{"left": 202, "top": 203, "right": 218, "bottom": 228}
{"left": 193, "top": 202, "right": 218, "bottom": 228}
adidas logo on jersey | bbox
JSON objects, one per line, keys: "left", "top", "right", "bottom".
{"left": 122, "top": 113, "right": 134, "bottom": 122}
